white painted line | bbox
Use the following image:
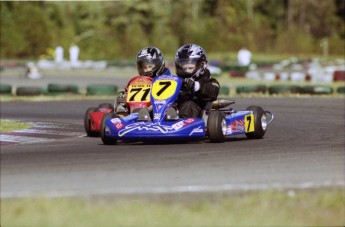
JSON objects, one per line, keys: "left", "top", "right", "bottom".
{"left": 13, "top": 129, "right": 84, "bottom": 136}
{"left": 1, "top": 180, "right": 344, "bottom": 198}
{"left": 0, "top": 135, "right": 52, "bottom": 143}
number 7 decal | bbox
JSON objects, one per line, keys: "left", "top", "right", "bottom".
{"left": 152, "top": 79, "right": 177, "bottom": 100}
{"left": 156, "top": 81, "right": 171, "bottom": 96}
{"left": 245, "top": 114, "right": 255, "bottom": 132}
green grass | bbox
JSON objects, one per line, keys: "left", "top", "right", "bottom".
{"left": 1, "top": 188, "right": 344, "bottom": 227}
{"left": 0, "top": 120, "right": 32, "bottom": 132}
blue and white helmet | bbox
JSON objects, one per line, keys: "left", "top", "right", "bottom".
{"left": 175, "top": 44, "right": 207, "bottom": 78}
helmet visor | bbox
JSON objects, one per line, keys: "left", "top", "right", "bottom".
{"left": 176, "top": 59, "right": 198, "bottom": 74}
{"left": 137, "top": 59, "right": 160, "bottom": 76}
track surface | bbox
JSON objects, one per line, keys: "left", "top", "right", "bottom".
{"left": 1, "top": 97, "right": 344, "bottom": 198}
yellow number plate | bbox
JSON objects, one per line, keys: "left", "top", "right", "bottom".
{"left": 151, "top": 80, "right": 177, "bottom": 100}
{"left": 126, "top": 84, "right": 151, "bottom": 102}
{"left": 245, "top": 113, "right": 255, "bottom": 132}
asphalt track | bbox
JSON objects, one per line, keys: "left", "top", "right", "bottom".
{"left": 1, "top": 97, "right": 344, "bottom": 198}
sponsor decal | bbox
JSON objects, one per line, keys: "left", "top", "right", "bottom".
{"left": 111, "top": 118, "right": 124, "bottom": 130}
{"left": 184, "top": 118, "right": 195, "bottom": 125}
{"left": 118, "top": 123, "right": 175, "bottom": 137}
{"left": 114, "top": 122, "right": 123, "bottom": 130}
{"left": 172, "top": 121, "right": 184, "bottom": 130}
{"left": 227, "top": 120, "right": 245, "bottom": 134}
{"left": 130, "top": 84, "right": 151, "bottom": 88}
{"left": 155, "top": 104, "right": 164, "bottom": 111}
{"left": 154, "top": 113, "right": 161, "bottom": 120}
{"left": 189, "top": 126, "right": 204, "bottom": 136}
{"left": 156, "top": 75, "right": 178, "bottom": 81}
{"left": 154, "top": 100, "right": 166, "bottom": 105}
{"left": 226, "top": 127, "right": 232, "bottom": 135}
{"left": 172, "top": 118, "right": 195, "bottom": 130}
{"left": 111, "top": 118, "right": 122, "bottom": 124}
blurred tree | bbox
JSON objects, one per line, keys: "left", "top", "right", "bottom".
{"left": 14, "top": 2, "right": 53, "bottom": 57}
{"left": 0, "top": 2, "right": 26, "bottom": 58}
{"left": 0, "top": 0, "right": 344, "bottom": 59}
{"left": 287, "top": 0, "right": 339, "bottom": 38}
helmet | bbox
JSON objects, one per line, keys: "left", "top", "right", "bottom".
{"left": 136, "top": 47, "right": 165, "bottom": 77}
{"left": 175, "top": 44, "right": 207, "bottom": 78}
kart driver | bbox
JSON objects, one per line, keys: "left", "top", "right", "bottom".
{"left": 115, "top": 46, "right": 171, "bottom": 115}
{"left": 174, "top": 44, "right": 220, "bottom": 118}
{"left": 136, "top": 46, "right": 171, "bottom": 78}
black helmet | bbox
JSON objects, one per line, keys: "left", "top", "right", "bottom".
{"left": 175, "top": 44, "right": 207, "bottom": 78}
{"left": 136, "top": 47, "right": 165, "bottom": 77}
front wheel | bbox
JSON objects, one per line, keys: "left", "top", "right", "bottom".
{"left": 100, "top": 113, "right": 117, "bottom": 145}
{"left": 84, "top": 107, "right": 99, "bottom": 137}
{"left": 207, "top": 111, "right": 227, "bottom": 143}
{"left": 245, "top": 106, "right": 266, "bottom": 139}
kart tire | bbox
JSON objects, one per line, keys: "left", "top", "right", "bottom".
{"left": 0, "top": 84, "right": 12, "bottom": 95}
{"left": 47, "top": 83, "right": 79, "bottom": 95}
{"left": 268, "top": 85, "right": 301, "bottom": 94}
{"left": 219, "top": 86, "right": 230, "bottom": 96}
{"left": 207, "top": 110, "right": 226, "bottom": 143}
{"left": 337, "top": 86, "right": 345, "bottom": 94}
{"left": 84, "top": 107, "right": 99, "bottom": 137}
{"left": 236, "top": 85, "right": 267, "bottom": 94}
{"left": 16, "top": 86, "right": 44, "bottom": 96}
{"left": 86, "top": 85, "right": 118, "bottom": 96}
{"left": 98, "top": 103, "right": 114, "bottom": 110}
{"left": 302, "top": 86, "right": 333, "bottom": 95}
{"left": 100, "top": 113, "right": 117, "bottom": 145}
{"left": 245, "top": 106, "right": 266, "bottom": 139}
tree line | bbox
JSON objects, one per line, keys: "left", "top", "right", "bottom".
{"left": 1, "top": 0, "right": 344, "bottom": 61}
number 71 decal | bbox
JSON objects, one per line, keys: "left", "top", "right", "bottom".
{"left": 245, "top": 114, "right": 255, "bottom": 132}
{"left": 126, "top": 84, "right": 151, "bottom": 102}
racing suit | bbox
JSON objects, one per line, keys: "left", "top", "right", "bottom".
{"left": 177, "top": 69, "right": 220, "bottom": 118}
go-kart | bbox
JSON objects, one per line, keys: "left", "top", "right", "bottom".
{"left": 100, "top": 74, "right": 274, "bottom": 144}
{"left": 84, "top": 76, "right": 152, "bottom": 136}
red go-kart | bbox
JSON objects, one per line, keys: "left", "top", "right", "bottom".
{"left": 84, "top": 76, "right": 153, "bottom": 136}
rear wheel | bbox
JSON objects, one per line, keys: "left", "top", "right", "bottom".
{"left": 245, "top": 106, "right": 266, "bottom": 139}
{"left": 100, "top": 113, "right": 117, "bottom": 145}
{"left": 207, "top": 111, "right": 226, "bottom": 143}
{"left": 84, "top": 107, "right": 99, "bottom": 137}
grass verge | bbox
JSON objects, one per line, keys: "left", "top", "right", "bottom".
{"left": 1, "top": 188, "right": 344, "bottom": 227}
{"left": 0, "top": 119, "right": 32, "bottom": 132}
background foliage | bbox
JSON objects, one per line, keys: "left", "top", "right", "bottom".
{"left": 1, "top": 0, "right": 344, "bottom": 60}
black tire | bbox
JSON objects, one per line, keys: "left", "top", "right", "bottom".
{"left": 16, "top": 86, "right": 44, "bottom": 96}
{"left": 86, "top": 85, "right": 118, "bottom": 96}
{"left": 337, "top": 86, "right": 345, "bottom": 94}
{"left": 268, "top": 85, "right": 301, "bottom": 95}
{"left": 98, "top": 103, "right": 114, "bottom": 110}
{"left": 302, "top": 86, "right": 333, "bottom": 95}
{"left": 245, "top": 106, "right": 266, "bottom": 139}
{"left": 219, "top": 86, "right": 230, "bottom": 96}
{"left": 0, "top": 84, "right": 12, "bottom": 95}
{"left": 47, "top": 83, "right": 79, "bottom": 95}
{"left": 84, "top": 107, "right": 99, "bottom": 137}
{"left": 207, "top": 111, "right": 226, "bottom": 143}
{"left": 100, "top": 113, "right": 117, "bottom": 145}
{"left": 236, "top": 85, "right": 267, "bottom": 94}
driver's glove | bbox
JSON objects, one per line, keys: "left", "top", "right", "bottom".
{"left": 184, "top": 78, "right": 200, "bottom": 92}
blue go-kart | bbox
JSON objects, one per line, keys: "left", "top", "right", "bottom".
{"left": 100, "top": 74, "right": 274, "bottom": 145}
